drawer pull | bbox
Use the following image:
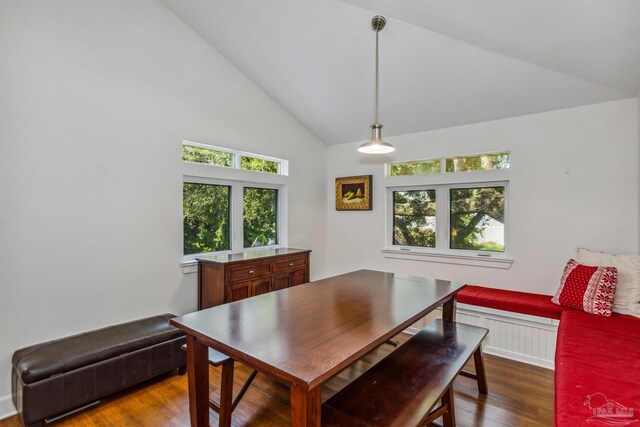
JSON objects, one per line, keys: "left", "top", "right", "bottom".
{"left": 248, "top": 269, "right": 255, "bottom": 274}
{"left": 288, "top": 262, "right": 294, "bottom": 267}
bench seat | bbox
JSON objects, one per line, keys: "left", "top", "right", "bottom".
{"left": 457, "top": 285, "right": 565, "bottom": 319}
{"left": 555, "top": 310, "right": 640, "bottom": 427}
{"left": 12, "top": 314, "right": 186, "bottom": 426}
{"left": 323, "top": 319, "right": 488, "bottom": 427}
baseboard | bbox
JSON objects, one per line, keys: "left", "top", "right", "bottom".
{"left": 0, "top": 395, "right": 17, "bottom": 421}
{"left": 482, "top": 346, "right": 554, "bottom": 369}
{"left": 406, "top": 304, "right": 558, "bottom": 370}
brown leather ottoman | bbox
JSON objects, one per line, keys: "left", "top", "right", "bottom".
{"left": 11, "top": 313, "right": 186, "bottom": 426}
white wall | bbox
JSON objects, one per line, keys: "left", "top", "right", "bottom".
{"left": 326, "top": 99, "right": 639, "bottom": 294}
{"left": 0, "top": 0, "right": 327, "bottom": 416}
{"left": 0, "top": 1, "right": 5, "bottom": 417}
{"left": 1, "top": 0, "right": 639, "bottom": 420}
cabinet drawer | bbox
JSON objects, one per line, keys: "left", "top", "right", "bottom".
{"left": 229, "top": 263, "right": 271, "bottom": 282}
{"left": 274, "top": 256, "right": 307, "bottom": 272}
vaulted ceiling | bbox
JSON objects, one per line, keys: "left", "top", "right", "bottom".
{"left": 164, "top": 0, "right": 640, "bottom": 145}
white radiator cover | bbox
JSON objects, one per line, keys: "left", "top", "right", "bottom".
{"left": 407, "top": 303, "right": 559, "bottom": 370}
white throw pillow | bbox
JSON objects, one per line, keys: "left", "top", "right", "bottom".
{"left": 577, "top": 248, "right": 640, "bottom": 317}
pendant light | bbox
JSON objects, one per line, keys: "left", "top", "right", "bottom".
{"left": 358, "top": 15, "right": 395, "bottom": 154}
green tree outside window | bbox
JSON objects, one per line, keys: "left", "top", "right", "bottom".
{"left": 183, "top": 183, "right": 231, "bottom": 254}
{"left": 243, "top": 187, "right": 278, "bottom": 247}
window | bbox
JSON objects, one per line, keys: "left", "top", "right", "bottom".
{"left": 182, "top": 145, "right": 233, "bottom": 167}
{"left": 181, "top": 141, "right": 288, "bottom": 262}
{"left": 392, "top": 190, "right": 436, "bottom": 248}
{"left": 388, "top": 183, "right": 507, "bottom": 255}
{"left": 182, "top": 141, "right": 287, "bottom": 175}
{"left": 449, "top": 186, "right": 505, "bottom": 252}
{"left": 243, "top": 187, "right": 278, "bottom": 247}
{"left": 183, "top": 180, "right": 284, "bottom": 257}
{"left": 388, "top": 151, "right": 510, "bottom": 177}
{"left": 445, "top": 152, "right": 510, "bottom": 173}
{"left": 390, "top": 159, "right": 441, "bottom": 176}
{"left": 240, "top": 156, "right": 279, "bottom": 174}
{"left": 183, "top": 183, "right": 231, "bottom": 255}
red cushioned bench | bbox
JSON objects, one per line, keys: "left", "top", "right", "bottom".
{"left": 456, "top": 285, "right": 640, "bottom": 427}
{"left": 457, "top": 285, "right": 565, "bottom": 320}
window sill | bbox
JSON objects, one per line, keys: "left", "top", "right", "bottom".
{"left": 381, "top": 248, "right": 513, "bottom": 269}
{"left": 181, "top": 260, "right": 198, "bottom": 274}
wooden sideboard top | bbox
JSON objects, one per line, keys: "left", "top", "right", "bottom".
{"left": 196, "top": 247, "right": 311, "bottom": 265}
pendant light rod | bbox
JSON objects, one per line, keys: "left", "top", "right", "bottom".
{"left": 372, "top": 15, "right": 385, "bottom": 125}
{"left": 374, "top": 26, "right": 379, "bottom": 124}
{"left": 358, "top": 15, "right": 395, "bottom": 154}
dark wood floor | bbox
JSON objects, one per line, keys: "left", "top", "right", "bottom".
{"left": 1, "top": 334, "right": 554, "bottom": 427}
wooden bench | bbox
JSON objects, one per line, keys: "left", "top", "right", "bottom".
{"left": 322, "top": 319, "right": 488, "bottom": 427}
{"left": 181, "top": 344, "right": 257, "bottom": 425}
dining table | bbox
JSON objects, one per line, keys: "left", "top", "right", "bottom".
{"left": 170, "top": 269, "right": 466, "bottom": 427}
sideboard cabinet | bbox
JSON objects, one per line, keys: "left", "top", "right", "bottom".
{"left": 197, "top": 248, "right": 311, "bottom": 310}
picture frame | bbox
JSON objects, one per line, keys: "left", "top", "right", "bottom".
{"left": 335, "top": 175, "right": 373, "bottom": 211}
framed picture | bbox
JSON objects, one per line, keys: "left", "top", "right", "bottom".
{"left": 335, "top": 175, "right": 372, "bottom": 211}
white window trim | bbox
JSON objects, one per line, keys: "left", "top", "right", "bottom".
{"left": 181, "top": 175, "right": 288, "bottom": 273}
{"left": 384, "top": 181, "right": 512, "bottom": 269}
{"left": 182, "top": 140, "right": 289, "bottom": 176}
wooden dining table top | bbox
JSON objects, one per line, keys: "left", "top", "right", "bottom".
{"left": 171, "top": 269, "right": 465, "bottom": 390}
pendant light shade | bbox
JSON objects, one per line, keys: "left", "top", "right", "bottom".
{"left": 358, "top": 15, "right": 395, "bottom": 154}
{"left": 358, "top": 124, "right": 395, "bottom": 154}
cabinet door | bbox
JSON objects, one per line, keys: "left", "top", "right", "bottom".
{"left": 229, "top": 281, "right": 251, "bottom": 302}
{"left": 272, "top": 273, "right": 290, "bottom": 291}
{"left": 290, "top": 269, "right": 307, "bottom": 287}
{"left": 251, "top": 278, "right": 272, "bottom": 296}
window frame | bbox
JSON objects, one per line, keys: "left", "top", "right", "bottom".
{"left": 183, "top": 175, "right": 287, "bottom": 261}
{"left": 386, "top": 150, "right": 510, "bottom": 177}
{"left": 386, "top": 181, "right": 509, "bottom": 258}
{"left": 182, "top": 140, "right": 289, "bottom": 176}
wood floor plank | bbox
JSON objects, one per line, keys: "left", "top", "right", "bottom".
{"left": 1, "top": 334, "right": 554, "bottom": 427}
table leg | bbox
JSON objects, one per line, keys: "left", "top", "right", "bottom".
{"left": 218, "top": 360, "right": 234, "bottom": 427}
{"left": 290, "top": 384, "right": 321, "bottom": 427}
{"left": 186, "top": 335, "right": 210, "bottom": 427}
{"left": 443, "top": 296, "right": 457, "bottom": 321}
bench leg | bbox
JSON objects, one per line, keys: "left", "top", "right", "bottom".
{"left": 441, "top": 386, "right": 456, "bottom": 427}
{"left": 473, "top": 347, "right": 488, "bottom": 395}
{"left": 218, "top": 360, "right": 234, "bottom": 427}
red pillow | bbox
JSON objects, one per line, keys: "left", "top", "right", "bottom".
{"left": 551, "top": 259, "right": 617, "bottom": 316}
